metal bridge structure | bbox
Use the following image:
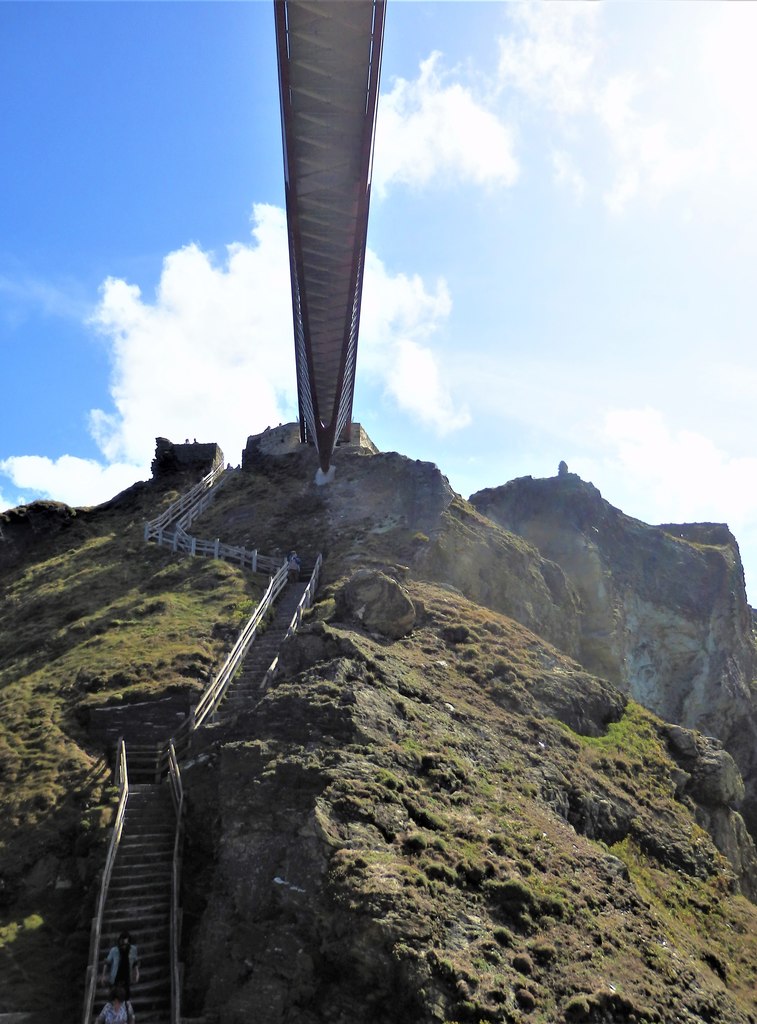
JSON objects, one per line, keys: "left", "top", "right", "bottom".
{"left": 275, "top": 0, "right": 386, "bottom": 479}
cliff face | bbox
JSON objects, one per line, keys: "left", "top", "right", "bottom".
{"left": 196, "top": 446, "right": 583, "bottom": 659}
{"left": 5, "top": 441, "right": 757, "bottom": 1022}
{"left": 182, "top": 576, "right": 757, "bottom": 1024}
{"left": 470, "top": 471, "right": 757, "bottom": 832}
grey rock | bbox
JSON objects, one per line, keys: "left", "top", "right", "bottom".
{"left": 336, "top": 569, "right": 416, "bottom": 639}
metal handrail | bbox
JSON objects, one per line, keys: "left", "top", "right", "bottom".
{"left": 82, "top": 740, "right": 129, "bottom": 1024}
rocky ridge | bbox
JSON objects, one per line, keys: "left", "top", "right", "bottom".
{"left": 2, "top": 435, "right": 757, "bottom": 1022}
{"left": 470, "top": 471, "right": 757, "bottom": 835}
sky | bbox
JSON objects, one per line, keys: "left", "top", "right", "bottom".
{"left": 2, "top": 2, "right": 757, "bottom": 599}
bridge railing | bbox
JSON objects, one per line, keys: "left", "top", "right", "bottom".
{"left": 82, "top": 740, "right": 129, "bottom": 1024}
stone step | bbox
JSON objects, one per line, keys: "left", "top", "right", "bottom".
{"left": 102, "top": 912, "right": 169, "bottom": 933}
{"left": 118, "top": 835, "right": 175, "bottom": 850}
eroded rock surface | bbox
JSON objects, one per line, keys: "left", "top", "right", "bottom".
{"left": 335, "top": 569, "right": 416, "bottom": 639}
{"left": 471, "top": 471, "right": 757, "bottom": 832}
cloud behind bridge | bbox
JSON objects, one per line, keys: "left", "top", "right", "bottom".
{"left": 0, "top": 205, "right": 468, "bottom": 506}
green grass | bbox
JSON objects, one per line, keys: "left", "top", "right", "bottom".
{"left": 0, "top": 486, "right": 266, "bottom": 1017}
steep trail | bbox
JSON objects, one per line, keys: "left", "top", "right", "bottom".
{"left": 217, "top": 579, "right": 308, "bottom": 718}
{"left": 95, "top": 781, "right": 174, "bottom": 1024}
{"left": 87, "top": 468, "right": 319, "bottom": 1024}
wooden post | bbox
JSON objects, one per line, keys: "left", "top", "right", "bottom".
{"left": 214, "top": 538, "right": 220, "bottom": 559}
{"left": 252, "top": 549, "right": 257, "bottom": 573}
{"left": 191, "top": 537, "right": 197, "bottom": 556}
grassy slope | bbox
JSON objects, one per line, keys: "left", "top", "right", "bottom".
{"left": 0, "top": 477, "right": 263, "bottom": 1016}
{"left": 272, "top": 583, "right": 757, "bottom": 1022}
{"left": 3, "top": 453, "right": 757, "bottom": 1022}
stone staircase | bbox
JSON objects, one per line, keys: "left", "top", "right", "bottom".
{"left": 217, "top": 580, "right": 307, "bottom": 717}
{"left": 89, "top": 572, "right": 316, "bottom": 1023}
{"left": 94, "top": 777, "right": 174, "bottom": 1024}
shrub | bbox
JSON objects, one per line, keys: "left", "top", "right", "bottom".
{"left": 403, "top": 832, "right": 429, "bottom": 854}
{"left": 512, "top": 952, "right": 534, "bottom": 975}
{"left": 492, "top": 926, "right": 514, "bottom": 947}
{"left": 529, "top": 939, "right": 557, "bottom": 964}
{"left": 564, "top": 994, "right": 591, "bottom": 1022}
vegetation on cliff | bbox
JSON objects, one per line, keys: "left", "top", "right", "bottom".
{"left": 0, "top": 475, "right": 260, "bottom": 1017}
{"left": 1, "top": 443, "right": 757, "bottom": 1022}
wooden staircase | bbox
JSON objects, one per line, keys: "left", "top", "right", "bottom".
{"left": 94, "top": 776, "right": 174, "bottom": 1024}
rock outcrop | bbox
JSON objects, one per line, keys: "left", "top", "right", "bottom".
{"left": 335, "top": 569, "right": 416, "bottom": 639}
{"left": 7, "top": 436, "right": 757, "bottom": 1022}
{"left": 470, "top": 471, "right": 757, "bottom": 833}
{"left": 151, "top": 436, "right": 224, "bottom": 478}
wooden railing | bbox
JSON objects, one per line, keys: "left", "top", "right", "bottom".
{"left": 167, "top": 743, "right": 184, "bottom": 1024}
{"left": 144, "top": 462, "right": 226, "bottom": 540}
{"left": 155, "top": 559, "right": 289, "bottom": 774}
{"left": 82, "top": 741, "right": 129, "bottom": 1024}
{"left": 258, "top": 554, "right": 322, "bottom": 691}
{"left": 144, "top": 465, "right": 283, "bottom": 575}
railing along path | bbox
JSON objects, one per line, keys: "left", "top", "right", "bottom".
{"left": 167, "top": 743, "right": 184, "bottom": 1024}
{"left": 144, "top": 464, "right": 282, "bottom": 575}
{"left": 82, "top": 740, "right": 129, "bottom": 1024}
{"left": 86, "top": 468, "right": 323, "bottom": 1024}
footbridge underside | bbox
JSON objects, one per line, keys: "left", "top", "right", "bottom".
{"left": 275, "top": 0, "right": 386, "bottom": 476}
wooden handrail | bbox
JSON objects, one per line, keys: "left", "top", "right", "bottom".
{"left": 285, "top": 553, "right": 322, "bottom": 638}
{"left": 143, "top": 465, "right": 292, "bottom": 576}
{"left": 167, "top": 743, "right": 184, "bottom": 1024}
{"left": 144, "top": 463, "right": 226, "bottom": 540}
{"left": 82, "top": 740, "right": 129, "bottom": 1024}
{"left": 155, "top": 560, "right": 289, "bottom": 774}
{"left": 258, "top": 554, "right": 323, "bottom": 692}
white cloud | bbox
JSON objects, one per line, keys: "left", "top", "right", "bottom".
{"left": 88, "top": 203, "right": 297, "bottom": 469}
{"left": 497, "top": 2, "right": 599, "bottom": 116}
{"left": 0, "top": 273, "right": 88, "bottom": 324}
{"left": 374, "top": 52, "right": 518, "bottom": 197}
{"left": 360, "top": 250, "right": 469, "bottom": 434}
{"left": 387, "top": 338, "right": 470, "bottom": 435}
{"left": 551, "top": 149, "right": 585, "bottom": 200}
{"left": 1, "top": 204, "right": 467, "bottom": 507}
{"left": 496, "top": 2, "right": 757, "bottom": 216}
{"left": 584, "top": 408, "right": 757, "bottom": 531}
{"left": 0, "top": 455, "right": 142, "bottom": 509}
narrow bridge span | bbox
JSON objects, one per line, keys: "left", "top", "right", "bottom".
{"left": 275, "top": 0, "right": 386, "bottom": 479}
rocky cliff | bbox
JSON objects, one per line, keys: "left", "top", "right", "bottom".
{"left": 3, "top": 441, "right": 757, "bottom": 1023}
{"left": 470, "top": 471, "right": 757, "bottom": 838}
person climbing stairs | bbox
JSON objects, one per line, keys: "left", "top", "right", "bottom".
{"left": 94, "top": 778, "right": 174, "bottom": 1024}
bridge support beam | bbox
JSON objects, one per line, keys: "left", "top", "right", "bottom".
{"left": 275, "top": 0, "right": 386, "bottom": 475}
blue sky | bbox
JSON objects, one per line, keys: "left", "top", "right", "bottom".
{"left": 3, "top": 2, "right": 757, "bottom": 599}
